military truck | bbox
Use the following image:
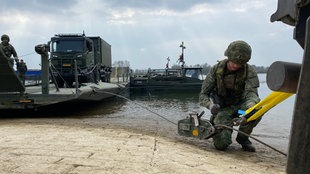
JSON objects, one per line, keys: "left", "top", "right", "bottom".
{"left": 49, "top": 33, "right": 111, "bottom": 87}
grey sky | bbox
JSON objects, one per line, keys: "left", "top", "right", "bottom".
{"left": 0, "top": 0, "right": 304, "bottom": 69}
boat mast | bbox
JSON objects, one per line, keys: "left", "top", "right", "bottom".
{"left": 166, "top": 57, "right": 170, "bottom": 69}
{"left": 179, "top": 42, "right": 186, "bottom": 67}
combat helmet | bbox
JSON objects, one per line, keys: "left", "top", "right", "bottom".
{"left": 224, "top": 40, "right": 252, "bottom": 65}
{"left": 1, "top": 34, "right": 10, "bottom": 42}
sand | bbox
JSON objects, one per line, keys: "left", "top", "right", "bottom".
{"left": 0, "top": 118, "right": 286, "bottom": 174}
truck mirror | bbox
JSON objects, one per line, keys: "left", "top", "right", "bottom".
{"left": 35, "top": 44, "right": 49, "bottom": 55}
{"left": 87, "top": 41, "right": 92, "bottom": 52}
{"left": 46, "top": 41, "right": 51, "bottom": 52}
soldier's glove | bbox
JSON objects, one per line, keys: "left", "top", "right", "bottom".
{"left": 232, "top": 117, "right": 247, "bottom": 126}
{"left": 246, "top": 101, "right": 256, "bottom": 109}
{"left": 208, "top": 104, "right": 220, "bottom": 115}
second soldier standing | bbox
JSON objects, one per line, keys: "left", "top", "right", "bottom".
{"left": 17, "top": 59, "right": 27, "bottom": 85}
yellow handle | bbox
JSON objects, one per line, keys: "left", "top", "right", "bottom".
{"left": 243, "top": 91, "right": 293, "bottom": 122}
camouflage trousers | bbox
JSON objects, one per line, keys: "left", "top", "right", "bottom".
{"left": 212, "top": 105, "right": 261, "bottom": 150}
{"left": 18, "top": 73, "right": 26, "bottom": 85}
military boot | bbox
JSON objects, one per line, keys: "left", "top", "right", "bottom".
{"left": 240, "top": 140, "right": 256, "bottom": 152}
{"left": 236, "top": 136, "right": 256, "bottom": 152}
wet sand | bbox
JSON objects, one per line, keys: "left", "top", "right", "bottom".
{"left": 0, "top": 117, "right": 286, "bottom": 174}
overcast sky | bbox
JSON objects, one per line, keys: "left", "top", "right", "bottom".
{"left": 0, "top": 0, "right": 304, "bottom": 69}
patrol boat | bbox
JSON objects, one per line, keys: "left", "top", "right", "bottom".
{"left": 129, "top": 67, "right": 203, "bottom": 91}
{"left": 0, "top": 44, "right": 126, "bottom": 110}
{"left": 129, "top": 42, "right": 204, "bottom": 92}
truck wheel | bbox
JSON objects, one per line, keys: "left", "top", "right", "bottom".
{"left": 66, "top": 80, "right": 73, "bottom": 88}
{"left": 87, "top": 73, "right": 95, "bottom": 83}
{"left": 56, "top": 79, "right": 64, "bottom": 88}
{"left": 94, "top": 67, "right": 99, "bottom": 83}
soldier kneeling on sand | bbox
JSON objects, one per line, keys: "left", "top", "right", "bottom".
{"left": 199, "top": 40, "right": 261, "bottom": 152}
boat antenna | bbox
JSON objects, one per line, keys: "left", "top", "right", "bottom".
{"left": 178, "top": 41, "right": 186, "bottom": 67}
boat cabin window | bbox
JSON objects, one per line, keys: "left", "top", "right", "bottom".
{"left": 148, "top": 69, "right": 182, "bottom": 77}
{"left": 167, "top": 70, "right": 181, "bottom": 77}
{"left": 185, "top": 69, "right": 200, "bottom": 79}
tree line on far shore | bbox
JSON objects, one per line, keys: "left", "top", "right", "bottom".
{"left": 183, "top": 63, "right": 269, "bottom": 75}
{"left": 127, "top": 62, "right": 269, "bottom": 75}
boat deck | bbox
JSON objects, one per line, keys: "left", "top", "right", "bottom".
{"left": 0, "top": 57, "right": 126, "bottom": 109}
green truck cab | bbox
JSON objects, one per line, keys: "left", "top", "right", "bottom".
{"left": 49, "top": 33, "right": 111, "bottom": 87}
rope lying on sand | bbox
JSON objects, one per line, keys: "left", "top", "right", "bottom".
{"left": 94, "top": 89, "right": 287, "bottom": 156}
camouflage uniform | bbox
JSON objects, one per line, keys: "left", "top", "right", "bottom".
{"left": 0, "top": 34, "right": 18, "bottom": 67}
{"left": 17, "top": 59, "right": 27, "bottom": 85}
{"left": 199, "top": 40, "right": 261, "bottom": 151}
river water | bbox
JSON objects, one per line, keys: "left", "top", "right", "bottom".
{"left": 122, "top": 73, "right": 295, "bottom": 153}
{"left": 0, "top": 73, "right": 295, "bottom": 153}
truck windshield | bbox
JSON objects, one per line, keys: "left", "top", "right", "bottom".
{"left": 51, "top": 40, "right": 84, "bottom": 53}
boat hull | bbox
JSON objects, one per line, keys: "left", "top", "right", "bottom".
{"left": 0, "top": 82, "right": 126, "bottom": 110}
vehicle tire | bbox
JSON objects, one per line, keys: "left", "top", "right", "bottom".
{"left": 66, "top": 80, "right": 73, "bottom": 88}
{"left": 56, "top": 79, "right": 64, "bottom": 88}
{"left": 86, "top": 73, "right": 95, "bottom": 83}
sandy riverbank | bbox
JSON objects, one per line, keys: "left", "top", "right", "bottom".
{"left": 0, "top": 117, "right": 287, "bottom": 174}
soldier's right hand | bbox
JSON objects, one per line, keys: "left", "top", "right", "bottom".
{"left": 232, "top": 117, "right": 247, "bottom": 126}
{"left": 208, "top": 104, "right": 220, "bottom": 115}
